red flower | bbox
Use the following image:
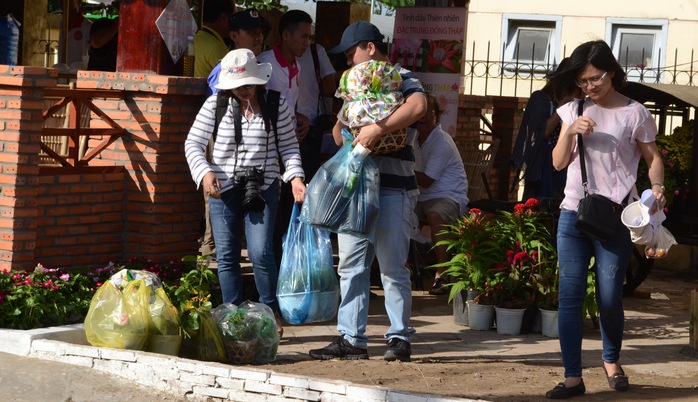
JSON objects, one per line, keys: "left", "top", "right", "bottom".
{"left": 513, "top": 251, "right": 529, "bottom": 266}
{"left": 514, "top": 203, "right": 526, "bottom": 213}
{"left": 469, "top": 208, "right": 482, "bottom": 216}
{"left": 525, "top": 198, "right": 540, "bottom": 208}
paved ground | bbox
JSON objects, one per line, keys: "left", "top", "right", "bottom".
{"left": 1, "top": 267, "right": 697, "bottom": 401}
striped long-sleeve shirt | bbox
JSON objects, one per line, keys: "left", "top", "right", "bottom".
{"left": 185, "top": 93, "right": 304, "bottom": 194}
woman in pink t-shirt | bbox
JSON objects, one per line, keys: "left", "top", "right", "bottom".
{"left": 543, "top": 40, "right": 666, "bottom": 399}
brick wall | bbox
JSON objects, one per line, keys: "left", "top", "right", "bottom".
{"left": 76, "top": 71, "right": 207, "bottom": 260}
{"left": 0, "top": 66, "right": 207, "bottom": 271}
{"left": 35, "top": 167, "right": 125, "bottom": 268}
{"left": 0, "top": 65, "right": 52, "bottom": 271}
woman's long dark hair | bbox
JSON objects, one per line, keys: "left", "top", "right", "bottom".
{"left": 549, "top": 40, "right": 626, "bottom": 101}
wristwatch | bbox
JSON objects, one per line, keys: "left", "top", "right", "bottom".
{"left": 652, "top": 183, "right": 665, "bottom": 193}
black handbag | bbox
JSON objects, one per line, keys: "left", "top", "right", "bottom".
{"left": 573, "top": 101, "right": 624, "bottom": 241}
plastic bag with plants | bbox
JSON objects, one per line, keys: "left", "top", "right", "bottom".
{"left": 84, "top": 275, "right": 150, "bottom": 350}
{"left": 84, "top": 269, "right": 182, "bottom": 354}
{"left": 145, "top": 287, "right": 182, "bottom": 356}
{"left": 170, "top": 255, "right": 226, "bottom": 362}
{"left": 186, "top": 308, "right": 227, "bottom": 362}
{"left": 212, "top": 301, "right": 279, "bottom": 364}
{"left": 301, "top": 132, "right": 380, "bottom": 239}
{"left": 277, "top": 204, "right": 340, "bottom": 325}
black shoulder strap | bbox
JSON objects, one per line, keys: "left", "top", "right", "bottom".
{"left": 232, "top": 98, "right": 242, "bottom": 144}
{"left": 264, "top": 89, "right": 280, "bottom": 137}
{"left": 310, "top": 44, "right": 322, "bottom": 87}
{"left": 259, "top": 89, "right": 282, "bottom": 163}
{"left": 310, "top": 44, "right": 327, "bottom": 116}
{"left": 212, "top": 91, "right": 231, "bottom": 144}
{"left": 577, "top": 99, "right": 588, "bottom": 196}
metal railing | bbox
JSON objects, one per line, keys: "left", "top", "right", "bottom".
{"left": 462, "top": 41, "right": 698, "bottom": 97}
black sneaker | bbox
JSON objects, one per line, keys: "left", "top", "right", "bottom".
{"left": 383, "top": 338, "right": 411, "bottom": 362}
{"left": 309, "top": 337, "right": 369, "bottom": 360}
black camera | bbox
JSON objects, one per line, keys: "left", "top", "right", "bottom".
{"left": 233, "top": 167, "right": 266, "bottom": 212}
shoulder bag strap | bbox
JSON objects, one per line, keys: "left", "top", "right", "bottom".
{"left": 310, "top": 44, "right": 327, "bottom": 116}
{"left": 576, "top": 99, "right": 589, "bottom": 197}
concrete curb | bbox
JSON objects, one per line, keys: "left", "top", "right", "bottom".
{"left": 0, "top": 325, "right": 474, "bottom": 402}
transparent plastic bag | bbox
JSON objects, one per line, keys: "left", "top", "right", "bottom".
{"left": 277, "top": 204, "right": 339, "bottom": 325}
{"left": 644, "top": 225, "right": 678, "bottom": 259}
{"left": 301, "top": 135, "right": 379, "bottom": 239}
{"left": 212, "top": 301, "right": 279, "bottom": 364}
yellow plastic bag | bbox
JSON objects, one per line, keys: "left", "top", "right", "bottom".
{"left": 84, "top": 278, "right": 150, "bottom": 350}
{"left": 187, "top": 309, "right": 227, "bottom": 362}
{"left": 145, "top": 288, "right": 182, "bottom": 355}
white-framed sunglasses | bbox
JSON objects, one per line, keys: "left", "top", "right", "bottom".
{"left": 575, "top": 71, "right": 608, "bottom": 88}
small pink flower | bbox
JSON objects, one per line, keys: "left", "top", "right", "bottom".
{"left": 661, "top": 149, "right": 668, "bottom": 155}
{"left": 60, "top": 274, "right": 70, "bottom": 281}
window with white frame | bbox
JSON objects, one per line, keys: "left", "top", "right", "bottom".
{"left": 502, "top": 14, "right": 562, "bottom": 72}
{"left": 606, "top": 19, "right": 668, "bottom": 82}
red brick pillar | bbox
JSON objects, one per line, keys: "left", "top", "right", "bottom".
{"left": 0, "top": 66, "right": 57, "bottom": 271}
{"left": 76, "top": 70, "right": 207, "bottom": 261}
{"left": 456, "top": 95, "right": 489, "bottom": 143}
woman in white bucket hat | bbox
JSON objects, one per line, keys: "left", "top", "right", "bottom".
{"left": 185, "top": 48, "right": 306, "bottom": 338}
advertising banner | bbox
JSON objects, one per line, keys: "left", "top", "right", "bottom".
{"left": 392, "top": 7, "right": 468, "bottom": 136}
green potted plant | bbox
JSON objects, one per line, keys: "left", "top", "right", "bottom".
{"left": 432, "top": 208, "right": 503, "bottom": 299}
{"left": 491, "top": 199, "right": 557, "bottom": 335}
{"left": 165, "top": 255, "right": 226, "bottom": 362}
{"left": 432, "top": 207, "right": 503, "bottom": 326}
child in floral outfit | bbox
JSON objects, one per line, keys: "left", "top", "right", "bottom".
{"left": 335, "top": 60, "right": 404, "bottom": 135}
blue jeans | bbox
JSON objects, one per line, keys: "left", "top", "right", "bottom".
{"left": 209, "top": 180, "right": 280, "bottom": 312}
{"left": 556, "top": 209, "right": 633, "bottom": 378}
{"left": 336, "top": 188, "right": 417, "bottom": 348}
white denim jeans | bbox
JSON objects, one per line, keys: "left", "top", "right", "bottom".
{"left": 336, "top": 188, "right": 417, "bottom": 348}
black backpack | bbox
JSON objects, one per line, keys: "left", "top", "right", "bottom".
{"left": 211, "top": 89, "right": 281, "bottom": 146}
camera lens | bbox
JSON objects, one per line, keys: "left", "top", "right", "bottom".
{"left": 241, "top": 167, "right": 265, "bottom": 213}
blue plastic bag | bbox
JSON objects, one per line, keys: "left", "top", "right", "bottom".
{"left": 277, "top": 204, "right": 340, "bottom": 324}
{"left": 300, "top": 131, "right": 380, "bottom": 239}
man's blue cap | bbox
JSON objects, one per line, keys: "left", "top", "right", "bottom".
{"left": 329, "top": 21, "right": 385, "bottom": 54}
